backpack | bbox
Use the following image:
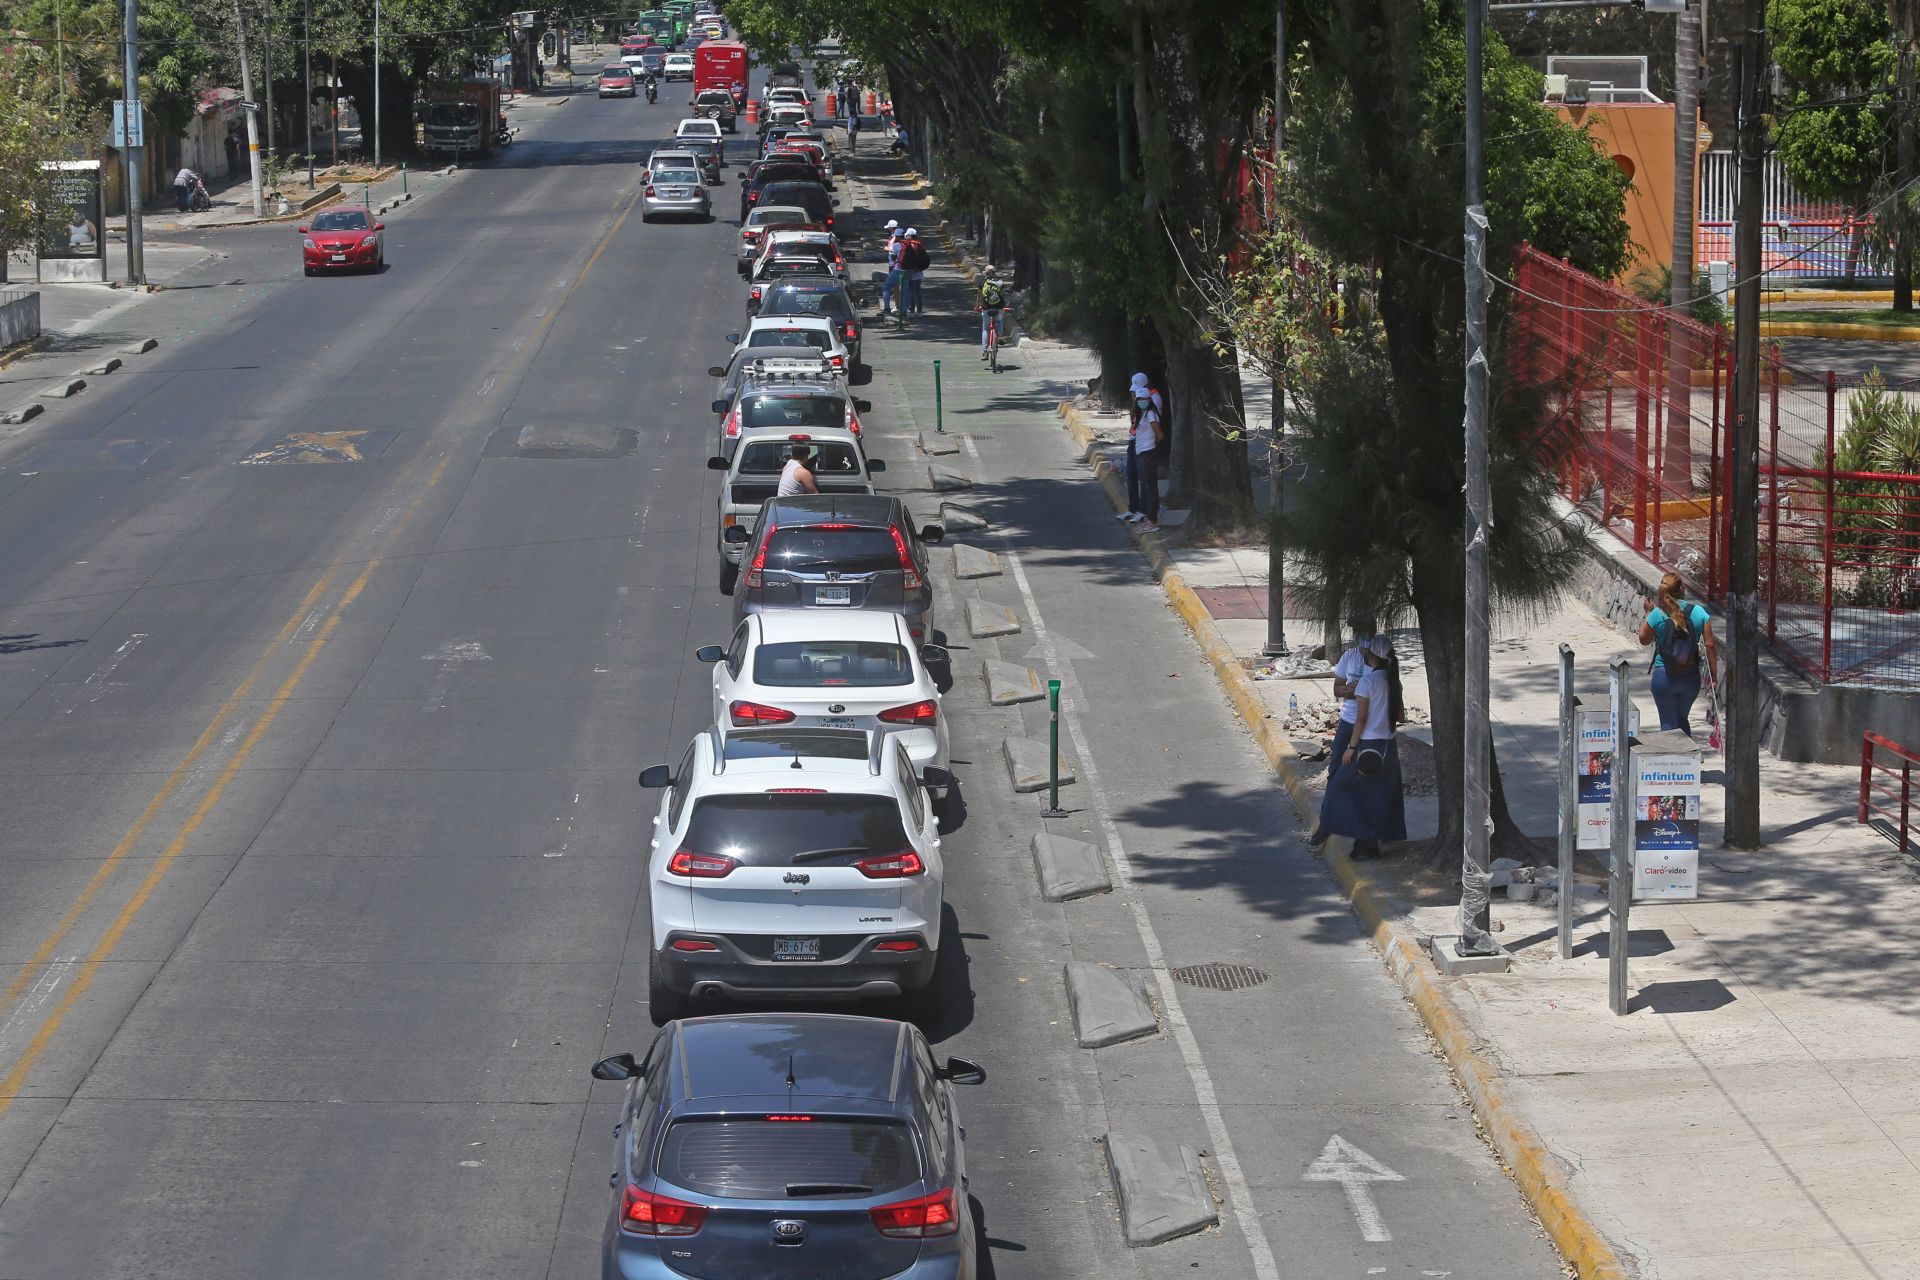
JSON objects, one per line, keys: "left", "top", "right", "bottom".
{"left": 902, "top": 238, "right": 930, "bottom": 272}
{"left": 981, "top": 280, "right": 1005, "bottom": 308}
{"left": 1656, "top": 606, "right": 1700, "bottom": 673}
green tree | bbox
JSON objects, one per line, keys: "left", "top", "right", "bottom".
{"left": 0, "top": 39, "right": 65, "bottom": 258}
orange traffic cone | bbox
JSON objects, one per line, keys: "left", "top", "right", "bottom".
{"left": 824, "top": 90, "right": 838, "bottom": 118}
{"left": 744, "top": 97, "right": 760, "bottom": 127}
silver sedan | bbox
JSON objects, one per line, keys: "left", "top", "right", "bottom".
{"left": 641, "top": 167, "right": 712, "bottom": 222}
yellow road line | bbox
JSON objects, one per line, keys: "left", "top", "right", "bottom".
{"left": 0, "top": 571, "right": 336, "bottom": 1020}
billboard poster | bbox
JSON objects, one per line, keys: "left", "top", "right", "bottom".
{"left": 1632, "top": 752, "right": 1702, "bottom": 900}
{"left": 1575, "top": 703, "right": 1639, "bottom": 851}
{"left": 39, "top": 161, "right": 103, "bottom": 259}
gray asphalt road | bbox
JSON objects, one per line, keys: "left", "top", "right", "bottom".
{"left": 0, "top": 83, "right": 1563, "bottom": 1280}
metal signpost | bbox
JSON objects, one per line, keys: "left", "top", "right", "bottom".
{"left": 1042, "top": 679, "right": 1067, "bottom": 818}
{"left": 1607, "top": 657, "right": 1634, "bottom": 1016}
{"left": 933, "top": 359, "right": 943, "bottom": 434}
{"left": 1556, "top": 644, "right": 1577, "bottom": 959}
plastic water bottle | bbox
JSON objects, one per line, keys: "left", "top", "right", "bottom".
{"left": 1289, "top": 693, "right": 1299, "bottom": 715}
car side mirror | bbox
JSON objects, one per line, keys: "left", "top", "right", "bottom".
{"left": 694, "top": 645, "right": 725, "bottom": 663}
{"left": 919, "top": 524, "right": 945, "bottom": 545}
{"left": 866, "top": 459, "right": 886, "bottom": 474}
{"left": 853, "top": 398, "right": 871, "bottom": 412}
{"left": 707, "top": 456, "right": 728, "bottom": 471}
{"left": 832, "top": 196, "right": 841, "bottom": 206}
{"left": 374, "top": 222, "right": 386, "bottom": 231}
{"left": 724, "top": 333, "right": 741, "bottom": 344}
{"left": 707, "top": 366, "right": 727, "bottom": 378}
{"left": 920, "top": 765, "right": 952, "bottom": 790}
{"left": 937, "top": 1056, "right": 986, "bottom": 1086}
{"left": 723, "top": 525, "right": 750, "bottom": 545}
{"left": 591, "top": 1052, "right": 640, "bottom": 1080}
{"left": 638, "top": 765, "right": 673, "bottom": 788}
{"left": 296, "top": 225, "right": 308, "bottom": 234}
{"left": 919, "top": 643, "right": 948, "bottom": 665}
{"left": 710, "top": 399, "right": 730, "bottom": 415}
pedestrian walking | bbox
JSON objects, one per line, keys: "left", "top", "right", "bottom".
{"left": 224, "top": 126, "right": 242, "bottom": 179}
{"left": 901, "top": 227, "right": 928, "bottom": 316}
{"left": 1316, "top": 635, "right": 1406, "bottom": 857}
{"left": 172, "top": 164, "right": 200, "bottom": 212}
{"left": 1124, "top": 380, "right": 1164, "bottom": 531}
{"left": 879, "top": 220, "right": 905, "bottom": 316}
{"left": 848, "top": 108, "right": 860, "bottom": 145}
{"left": 1639, "top": 571, "right": 1717, "bottom": 736}
{"left": 1308, "top": 624, "right": 1372, "bottom": 845}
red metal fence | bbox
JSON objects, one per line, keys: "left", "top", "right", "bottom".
{"left": 1859, "top": 732, "right": 1920, "bottom": 851}
{"left": 1512, "top": 245, "right": 1920, "bottom": 689}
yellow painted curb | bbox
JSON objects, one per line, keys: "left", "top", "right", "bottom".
{"left": 1757, "top": 320, "right": 1920, "bottom": 342}
{"left": 0, "top": 335, "right": 50, "bottom": 372}
{"left": 1764, "top": 289, "right": 1892, "bottom": 303}
{"left": 1057, "top": 400, "right": 1629, "bottom": 1280}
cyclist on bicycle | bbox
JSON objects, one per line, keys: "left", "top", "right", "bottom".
{"left": 977, "top": 267, "right": 1008, "bottom": 360}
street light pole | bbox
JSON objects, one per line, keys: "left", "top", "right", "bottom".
{"left": 231, "top": 0, "right": 265, "bottom": 216}
{"left": 1264, "top": 0, "right": 1288, "bottom": 658}
{"left": 303, "top": 0, "right": 314, "bottom": 187}
{"left": 262, "top": 0, "right": 277, "bottom": 164}
{"left": 1458, "top": 0, "right": 1498, "bottom": 955}
{"left": 373, "top": 0, "right": 383, "bottom": 169}
{"left": 120, "top": 0, "right": 145, "bottom": 284}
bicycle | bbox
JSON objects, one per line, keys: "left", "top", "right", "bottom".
{"left": 983, "top": 305, "right": 1010, "bottom": 373}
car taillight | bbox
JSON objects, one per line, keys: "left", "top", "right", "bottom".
{"left": 874, "top": 938, "right": 922, "bottom": 952}
{"left": 878, "top": 699, "right": 937, "bottom": 725}
{"left": 846, "top": 412, "right": 861, "bottom": 437}
{"left": 723, "top": 406, "right": 740, "bottom": 438}
{"left": 670, "top": 938, "right": 719, "bottom": 951}
{"left": 745, "top": 517, "right": 774, "bottom": 588}
{"left": 622, "top": 1185, "right": 708, "bottom": 1236}
{"left": 829, "top": 354, "right": 844, "bottom": 369}
{"left": 856, "top": 850, "right": 925, "bottom": 879}
{"left": 667, "top": 850, "right": 738, "bottom": 877}
{"left": 890, "top": 526, "right": 922, "bottom": 590}
{"left": 751, "top": 285, "right": 764, "bottom": 301}
{"left": 729, "top": 699, "right": 795, "bottom": 725}
{"left": 843, "top": 322, "right": 857, "bottom": 340}
{"left": 645, "top": 185, "right": 657, "bottom": 196}
{"left": 871, "top": 1187, "right": 956, "bottom": 1237}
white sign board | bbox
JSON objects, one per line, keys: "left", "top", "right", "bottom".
{"left": 1575, "top": 702, "right": 1639, "bottom": 850}
{"left": 112, "top": 100, "right": 144, "bottom": 147}
{"left": 1632, "top": 751, "right": 1702, "bottom": 900}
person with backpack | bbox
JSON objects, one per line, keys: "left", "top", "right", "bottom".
{"left": 901, "top": 228, "right": 929, "bottom": 316}
{"left": 1639, "top": 571, "right": 1718, "bottom": 737}
{"left": 978, "top": 268, "right": 1008, "bottom": 358}
{"left": 1316, "top": 635, "right": 1406, "bottom": 858}
{"left": 879, "top": 220, "right": 905, "bottom": 316}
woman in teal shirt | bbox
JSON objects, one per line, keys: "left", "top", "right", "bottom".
{"left": 1638, "top": 571, "right": 1718, "bottom": 737}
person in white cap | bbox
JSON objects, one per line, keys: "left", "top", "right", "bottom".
{"left": 1315, "top": 634, "right": 1405, "bottom": 858}
{"left": 881, "top": 220, "right": 905, "bottom": 315}
{"left": 1119, "top": 372, "right": 1165, "bottom": 524}
{"left": 901, "top": 227, "right": 929, "bottom": 316}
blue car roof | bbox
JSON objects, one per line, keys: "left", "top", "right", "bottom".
{"left": 670, "top": 1014, "right": 910, "bottom": 1104}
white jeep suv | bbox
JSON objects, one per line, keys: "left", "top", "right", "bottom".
{"left": 638, "top": 726, "right": 945, "bottom": 1023}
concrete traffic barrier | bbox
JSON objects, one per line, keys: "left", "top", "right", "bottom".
{"left": 36, "top": 378, "right": 85, "bottom": 399}
{"left": 938, "top": 501, "right": 988, "bottom": 532}
{"left": 951, "top": 543, "right": 1001, "bottom": 579}
{"left": 1100, "top": 1133, "right": 1218, "bottom": 1246}
{"left": 917, "top": 428, "right": 960, "bottom": 456}
{"left": 82, "top": 357, "right": 121, "bottom": 377}
{"left": 928, "top": 466, "right": 972, "bottom": 492}
{"left": 120, "top": 337, "right": 159, "bottom": 354}
{"left": 982, "top": 660, "right": 1043, "bottom": 706}
{"left": 0, "top": 402, "right": 46, "bottom": 425}
{"left": 966, "top": 599, "right": 1020, "bottom": 638}
{"left": 1004, "top": 737, "right": 1073, "bottom": 794}
{"left": 1064, "top": 962, "right": 1158, "bottom": 1047}
{"left": 1029, "top": 833, "right": 1109, "bottom": 901}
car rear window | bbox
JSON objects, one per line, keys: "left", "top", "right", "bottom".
{"left": 653, "top": 170, "right": 700, "bottom": 185}
{"left": 681, "top": 794, "right": 911, "bottom": 868}
{"left": 763, "top": 291, "right": 853, "bottom": 322}
{"left": 749, "top": 208, "right": 809, "bottom": 229}
{"left": 766, "top": 526, "right": 898, "bottom": 575}
{"left": 739, "top": 439, "right": 860, "bottom": 475}
{"left": 659, "top": 1118, "right": 921, "bottom": 1200}
{"left": 752, "top": 328, "right": 830, "bottom": 351}
{"left": 763, "top": 259, "right": 832, "bottom": 280}
{"left": 753, "top": 641, "right": 912, "bottom": 688}
{"left": 762, "top": 184, "right": 829, "bottom": 212}
{"left": 742, "top": 394, "right": 844, "bottom": 431}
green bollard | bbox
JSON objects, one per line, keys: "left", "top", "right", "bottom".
{"left": 401, "top": 162, "right": 409, "bottom": 195}
{"left": 363, "top": 185, "right": 371, "bottom": 209}
{"left": 1042, "top": 678, "right": 1066, "bottom": 817}
{"left": 933, "top": 359, "right": 943, "bottom": 434}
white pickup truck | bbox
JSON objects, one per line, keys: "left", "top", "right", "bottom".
{"left": 708, "top": 428, "right": 884, "bottom": 591}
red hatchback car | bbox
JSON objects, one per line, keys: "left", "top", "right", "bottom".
{"left": 301, "top": 208, "right": 384, "bottom": 275}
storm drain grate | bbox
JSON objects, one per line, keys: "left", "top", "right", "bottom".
{"left": 1170, "top": 962, "right": 1271, "bottom": 992}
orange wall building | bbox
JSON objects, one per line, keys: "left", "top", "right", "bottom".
{"left": 1551, "top": 102, "right": 1703, "bottom": 279}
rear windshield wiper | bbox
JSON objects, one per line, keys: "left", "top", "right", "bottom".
{"left": 790, "top": 846, "right": 870, "bottom": 864}
{"left": 787, "top": 1182, "right": 873, "bottom": 1197}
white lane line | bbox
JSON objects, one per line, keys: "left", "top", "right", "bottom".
{"left": 70, "top": 632, "right": 147, "bottom": 711}
{"left": 478, "top": 376, "right": 497, "bottom": 398}
{"left": 1000, "top": 540, "right": 1281, "bottom": 1280}
{"left": 0, "top": 955, "right": 75, "bottom": 1055}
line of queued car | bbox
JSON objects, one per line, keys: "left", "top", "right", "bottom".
{"left": 592, "top": 70, "right": 985, "bottom": 1280}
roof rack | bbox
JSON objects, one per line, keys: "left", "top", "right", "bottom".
{"left": 742, "top": 356, "right": 838, "bottom": 384}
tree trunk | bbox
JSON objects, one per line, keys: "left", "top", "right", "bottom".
{"left": 1898, "top": 39, "right": 1916, "bottom": 312}
{"left": 1664, "top": 1, "right": 1702, "bottom": 491}
{"left": 1157, "top": 334, "right": 1255, "bottom": 530}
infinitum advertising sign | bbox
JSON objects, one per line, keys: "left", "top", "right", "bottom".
{"left": 1633, "top": 752, "right": 1702, "bottom": 900}
{"left": 1575, "top": 702, "right": 1639, "bottom": 851}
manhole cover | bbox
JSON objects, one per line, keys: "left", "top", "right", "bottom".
{"left": 1170, "top": 962, "right": 1271, "bottom": 992}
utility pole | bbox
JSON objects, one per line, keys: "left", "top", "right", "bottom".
{"left": 1458, "top": 0, "right": 1498, "bottom": 955}
{"left": 303, "top": 0, "right": 314, "bottom": 187}
{"left": 1665, "top": 0, "right": 1703, "bottom": 488}
{"left": 231, "top": 0, "right": 266, "bottom": 216}
{"left": 1264, "top": 0, "right": 1288, "bottom": 658}
{"left": 262, "top": 0, "right": 277, "bottom": 164}
{"left": 1725, "top": 11, "right": 1765, "bottom": 848}
{"left": 373, "top": 0, "right": 383, "bottom": 168}
{"left": 120, "top": 0, "right": 145, "bottom": 284}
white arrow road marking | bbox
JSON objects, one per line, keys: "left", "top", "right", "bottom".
{"left": 422, "top": 640, "right": 492, "bottom": 711}
{"left": 1304, "top": 1135, "right": 1405, "bottom": 1243}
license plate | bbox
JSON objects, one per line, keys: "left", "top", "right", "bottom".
{"left": 814, "top": 586, "right": 850, "bottom": 605}
{"left": 816, "top": 716, "right": 857, "bottom": 729}
{"left": 773, "top": 937, "right": 820, "bottom": 961}
{"left": 330, "top": 254, "right": 345, "bottom": 262}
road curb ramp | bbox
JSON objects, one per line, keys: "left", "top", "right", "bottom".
{"left": 1004, "top": 737, "right": 1073, "bottom": 794}
{"left": 1029, "top": 833, "right": 1110, "bottom": 901}
{"left": 1054, "top": 399, "right": 1630, "bottom": 1280}
{"left": 1099, "top": 1132, "right": 1218, "bottom": 1246}
{"left": 1064, "top": 962, "right": 1158, "bottom": 1047}
{"left": 982, "top": 660, "right": 1043, "bottom": 706}
{"left": 965, "top": 599, "right": 1019, "bottom": 638}
{"left": 951, "top": 543, "right": 1000, "bottom": 579}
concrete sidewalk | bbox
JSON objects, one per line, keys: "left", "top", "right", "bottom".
{"left": 1053, "top": 355, "right": 1920, "bottom": 1275}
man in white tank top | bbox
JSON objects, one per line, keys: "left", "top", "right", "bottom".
{"left": 777, "top": 444, "right": 818, "bottom": 496}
